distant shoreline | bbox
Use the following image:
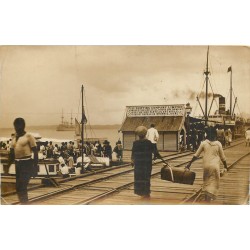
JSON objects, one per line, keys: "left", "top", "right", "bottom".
{"left": 0, "top": 124, "right": 121, "bottom": 130}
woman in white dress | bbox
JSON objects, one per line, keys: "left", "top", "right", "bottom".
{"left": 186, "top": 126, "right": 228, "bottom": 202}
{"left": 245, "top": 128, "right": 250, "bottom": 146}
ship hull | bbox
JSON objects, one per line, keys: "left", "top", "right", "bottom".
{"left": 56, "top": 125, "right": 75, "bottom": 131}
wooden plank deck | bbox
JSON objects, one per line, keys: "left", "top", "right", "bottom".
{"left": 213, "top": 157, "right": 250, "bottom": 205}
{"left": 90, "top": 143, "right": 250, "bottom": 205}
{"left": 1, "top": 143, "right": 249, "bottom": 205}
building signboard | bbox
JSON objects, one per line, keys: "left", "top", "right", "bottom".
{"left": 225, "top": 120, "right": 236, "bottom": 126}
{"left": 126, "top": 105, "right": 185, "bottom": 117}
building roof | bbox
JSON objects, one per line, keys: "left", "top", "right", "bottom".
{"left": 119, "top": 116, "right": 184, "bottom": 132}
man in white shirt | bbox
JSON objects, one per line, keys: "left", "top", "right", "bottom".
{"left": 146, "top": 124, "right": 160, "bottom": 162}
{"left": 9, "top": 118, "right": 38, "bottom": 204}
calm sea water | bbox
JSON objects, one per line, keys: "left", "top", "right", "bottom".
{"left": 0, "top": 127, "right": 122, "bottom": 148}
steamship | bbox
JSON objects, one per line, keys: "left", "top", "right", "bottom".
{"left": 194, "top": 47, "right": 245, "bottom": 138}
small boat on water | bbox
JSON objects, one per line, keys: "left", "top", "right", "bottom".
{"left": 0, "top": 85, "right": 111, "bottom": 178}
{"left": 0, "top": 146, "right": 61, "bottom": 176}
{"left": 0, "top": 145, "right": 110, "bottom": 178}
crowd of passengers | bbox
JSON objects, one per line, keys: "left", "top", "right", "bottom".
{"left": 180, "top": 123, "right": 234, "bottom": 152}
{"left": 0, "top": 138, "right": 123, "bottom": 177}
{"left": 0, "top": 122, "right": 235, "bottom": 177}
{"left": 38, "top": 139, "right": 123, "bottom": 164}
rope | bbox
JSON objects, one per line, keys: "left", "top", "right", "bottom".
{"left": 193, "top": 78, "right": 206, "bottom": 117}
{"left": 83, "top": 89, "right": 97, "bottom": 139}
{"left": 191, "top": 71, "right": 205, "bottom": 117}
{"left": 208, "top": 54, "right": 220, "bottom": 97}
{"left": 77, "top": 90, "right": 81, "bottom": 121}
{"left": 232, "top": 90, "right": 242, "bottom": 115}
{"left": 74, "top": 46, "right": 82, "bottom": 122}
{"left": 208, "top": 78, "right": 219, "bottom": 111}
{"left": 198, "top": 69, "right": 206, "bottom": 95}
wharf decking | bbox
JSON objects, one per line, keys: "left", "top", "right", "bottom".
{"left": 1, "top": 141, "right": 250, "bottom": 205}
{"left": 91, "top": 144, "right": 250, "bottom": 205}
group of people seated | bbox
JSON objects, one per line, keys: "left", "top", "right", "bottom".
{"left": 37, "top": 139, "right": 123, "bottom": 177}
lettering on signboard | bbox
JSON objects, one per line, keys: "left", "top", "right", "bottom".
{"left": 126, "top": 105, "right": 185, "bottom": 117}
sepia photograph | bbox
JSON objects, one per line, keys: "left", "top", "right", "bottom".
{"left": 1, "top": 45, "right": 249, "bottom": 205}
{"left": 0, "top": 1, "right": 250, "bottom": 250}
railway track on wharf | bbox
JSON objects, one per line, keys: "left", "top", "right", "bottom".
{"left": 2, "top": 139, "right": 248, "bottom": 205}
{"left": 1, "top": 151, "right": 193, "bottom": 205}
{"left": 86, "top": 140, "right": 249, "bottom": 205}
{"left": 182, "top": 147, "right": 250, "bottom": 205}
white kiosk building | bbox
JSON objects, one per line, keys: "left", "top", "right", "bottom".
{"left": 119, "top": 104, "right": 187, "bottom": 151}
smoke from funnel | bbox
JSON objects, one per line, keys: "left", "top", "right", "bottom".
{"left": 213, "top": 93, "right": 222, "bottom": 98}
{"left": 197, "top": 92, "right": 222, "bottom": 99}
{"left": 171, "top": 89, "right": 222, "bottom": 101}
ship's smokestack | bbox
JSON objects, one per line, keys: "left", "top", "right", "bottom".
{"left": 219, "top": 96, "right": 226, "bottom": 114}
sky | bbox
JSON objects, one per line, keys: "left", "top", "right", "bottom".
{"left": 0, "top": 45, "right": 249, "bottom": 128}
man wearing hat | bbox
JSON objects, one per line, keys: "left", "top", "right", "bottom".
{"left": 113, "top": 140, "right": 123, "bottom": 162}
{"left": 102, "top": 140, "right": 112, "bottom": 160}
{"left": 131, "top": 126, "right": 154, "bottom": 198}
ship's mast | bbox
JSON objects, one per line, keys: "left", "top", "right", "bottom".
{"left": 61, "top": 109, "right": 64, "bottom": 125}
{"left": 204, "top": 46, "right": 210, "bottom": 126}
{"left": 81, "top": 85, "right": 84, "bottom": 169}
{"left": 70, "top": 110, "right": 73, "bottom": 126}
{"left": 229, "top": 66, "right": 233, "bottom": 117}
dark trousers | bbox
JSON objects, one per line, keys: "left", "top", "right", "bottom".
{"left": 15, "top": 159, "right": 33, "bottom": 204}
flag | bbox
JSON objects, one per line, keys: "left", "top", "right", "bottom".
{"left": 227, "top": 66, "right": 232, "bottom": 72}
{"left": 81, "top": 113, "right": 87, "bottom": 124}
{"left": 81, "top": 106, "right": 88, "bottom": 124}
{"left": 75, "top": 118, "right": 81, "bottom": 136}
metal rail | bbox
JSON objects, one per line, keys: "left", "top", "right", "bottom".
{"left": 181, "top": 151, "right": 250, "bottom": 204}
{"left": 5, "top": 139, "right": 246, "bottom": 205}
{"left": 2, "top": 151, "right": 189, "bottom": 198}
{"left": 21, "top": 151, "right": 194, "bottom": 204}
{"left": 79, "top": 140, "right": 248, "bottom": 205}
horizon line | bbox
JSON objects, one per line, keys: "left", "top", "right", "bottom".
{"left": 0, "top": 124, "right": 122, "bottom": 129}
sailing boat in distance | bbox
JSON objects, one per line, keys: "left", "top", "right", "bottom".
{"left": 56, "top": 109, "right": 75, "bottom": 131}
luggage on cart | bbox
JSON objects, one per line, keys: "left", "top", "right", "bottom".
{"left": 160, "top": 164, "right": 196, "bottom": 185}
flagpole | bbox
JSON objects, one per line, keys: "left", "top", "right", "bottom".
{"left": 204, "top": 46, "right": 210, "bottom": 126}
{"left": 81, "top": 84, "right": 84, "bottom": 171}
